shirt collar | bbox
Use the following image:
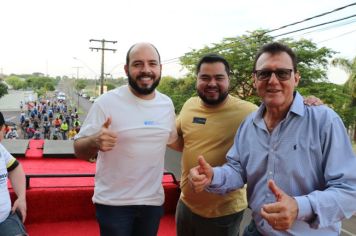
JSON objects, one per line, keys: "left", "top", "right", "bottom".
{"left": 254, "top": 91, "right": 305, "bottom": 125}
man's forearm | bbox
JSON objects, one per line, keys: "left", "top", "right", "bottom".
{"left": 167, "top": 135, "right": 184, "bottom": 152}
{"left": 74, "top": 136, "right": 99, "bottom": 160}
{"left": 9, "top": 164, "right": 26, "bottom": 200}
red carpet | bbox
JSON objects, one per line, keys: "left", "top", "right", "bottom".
{"left": 25, "top": 215, "right": 176, "bottom": 236}
{"left": 18, "top": 158, "right": 96, "bottom": 188}
{"left": 25, "top": 139, "right": 45, "bottom": 159}
{"left": 26, "top": 220, "right": 100, "bottom": 236}
{"left": 10, "top": 155, "right": 179, "bottom": 236}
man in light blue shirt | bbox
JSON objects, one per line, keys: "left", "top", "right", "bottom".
{"left": 189, "top": 42, "right": 356, "bottom": 235}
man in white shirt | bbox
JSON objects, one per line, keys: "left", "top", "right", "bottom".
{"left": 74, "top": 42, "right": 177, "bottom": 236}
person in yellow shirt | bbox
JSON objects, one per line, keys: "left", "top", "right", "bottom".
{"left": 60, "top": 121, "right": 69, "bottom": 140}
{"left": 68, "top": 127, "right": 77, "bottom": 140}
{"left": 170, "top": 54, "right": 257, "bottom": 236}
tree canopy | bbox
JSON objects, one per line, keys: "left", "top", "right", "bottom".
{"left": 0, "top": 82, "right": 8, "bottom": 98}
{"left": 179, "top": 30, "right": 335, "bottom": 105}
{"left": 5, "top": 74, "right": 57, "bottom": 97}
{"left": 158, "top": 76, "right": 196, "bottom": 113}
{"left": 75, "top": 79, "right": 88, "bottom": 91}
{"left": 331, "top": 56, "right": 356, "bottom": 141}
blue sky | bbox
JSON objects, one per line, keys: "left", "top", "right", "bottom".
{"left": 0, "top": 0, "right": 355, "bottom": 84}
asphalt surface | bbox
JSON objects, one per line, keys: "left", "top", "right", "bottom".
{"left": 1, "top": 89, "right": 356, "bottom": 235}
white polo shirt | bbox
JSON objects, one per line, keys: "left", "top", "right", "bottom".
{"left": 76, "top": 85, "right": 177, "bottom": 206}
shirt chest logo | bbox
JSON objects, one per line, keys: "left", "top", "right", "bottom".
{"left": 144, "top": 120, "right": 159, "bottom": 126}
{"left": 192, "top": 117, "right": 206, "bottom": 125}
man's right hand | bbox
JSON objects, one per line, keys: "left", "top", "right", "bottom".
{"left": 189, "top": 155, "right": 213, "bottom": 193}
{"left": 93, "top": 117, "right": 118, "bottom": 152}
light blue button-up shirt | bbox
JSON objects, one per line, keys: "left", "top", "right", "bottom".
{"left": 209, "top": 92, "right": 356, "bottom": 235}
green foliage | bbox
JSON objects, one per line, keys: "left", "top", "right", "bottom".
{"left": 331, "top": 56, "right": 356, "bottom": 141}
{"left": 25, "top": 76, "right": 56, "bottom": 91}
{"left": 106, "top": 83, "right": 116, "bottom": 91}
{"left": 180, "top": 30, "right": 335, "bottom": 100}
{"left": 0, "top": 82, "right": 8, "bottom": 98}
{"left": 158, "top": 76, "right": 196, "bottom": 113}
{"left": 298, "top": 82, "right": 355, "bottom": 128}
{"left": 180, "top": 30, "right": 272, "bottom": 100}
{"left": 106, "top": 78, "right": 127, "bottom": 87}
{"left": 5, "top": 75, "right": 57, "bottom": 94}
{"left": 5, "top": 76, "right": 26, "bottom": 90}
{"left": 75, "top": 79, "right": 88, "bottom": 91}
{"left": 286, "top": 39, "right": 335, "bottom": 87}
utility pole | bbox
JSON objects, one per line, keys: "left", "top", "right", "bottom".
{"left": 72, "top": 66, "right": 82, "bottom": 109}
{"left": 89, "top": 39, "right": 117, "bottom": 95}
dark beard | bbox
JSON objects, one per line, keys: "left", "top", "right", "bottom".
{"left": 197, "top": 90, "right": 229, "bottom": 106}
{"left": 128, "top": 73, "right": 161, "bottom": 95}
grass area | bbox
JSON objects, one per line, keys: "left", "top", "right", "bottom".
{"left": 353, "top": 143, "right": 356, "bottom": 154}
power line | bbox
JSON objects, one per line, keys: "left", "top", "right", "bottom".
{"left": 290, "top": 18, "right": 356, "bottom": 38}
{"left": 272, "top": 14, "right": 356, "bottom": 38}
{"left": 162, "top": 18, "right": 356, "bottom": 66}
{"left": 161, "top": 3, "right": 356, "bottom": 66}
{"left": 266, "top": 2, "right": 356, "bottom": 34}
{"left": 317, "top": 28, "right": 356, "bottom": 44}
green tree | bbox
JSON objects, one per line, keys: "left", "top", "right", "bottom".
{"left": 75, "top": 79, "right": 88, "bottom": 91}
{"left": 25, "top": 76, "right": 56, "bottom": 91}
{"left": 158, "top": 76, "right": 196, "bottom": 113}
{"left": 298, "top": 82, "right": 353, "bottom": 127}
{"left": 23, "top": 76, "right": 56, "bottom": 97}
{"left": 5, "top": 76, "right": 26, "bottom": 90}
{"left": 331, "top": 56, "right": 356, "bottom": 141}
{"left": 106, "top": 83, "right": 116, "bottom": 91}
{"left": 287, "top": 39, "right": 335, "bottom": 87}
{"left": 180, "top": 30, "right": 335, "bottom": 103}
{"left": 0, "top": 82, "right": 8, "bottom": 98}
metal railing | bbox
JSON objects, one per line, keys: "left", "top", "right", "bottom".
{"left": 25, "top": 172, "right": 178, "bottom": 189}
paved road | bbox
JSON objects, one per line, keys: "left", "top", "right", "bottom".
{"left": 0, "top": 90, "right": 36, "bottom": 111}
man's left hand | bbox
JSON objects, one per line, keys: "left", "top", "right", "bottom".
{"left": 303, "top": 95, "right": 323, "bottom": 106}
{"left": 12, "top": 197, "right": 27, "bottom": 223}
{"left": 260, "top": 180, "right": 298, "bottom": 231}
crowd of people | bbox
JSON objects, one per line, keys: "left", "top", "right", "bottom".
{"left": 16, "top": 98, "right": 81, "bottom": 140}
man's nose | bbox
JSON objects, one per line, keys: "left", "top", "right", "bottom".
{"left": 208, "top": 78, "right": 218, "bottom": 86}
{"left": 141, "top": 63, "right": 151, "bottom": 73}
{"left": 268, "top": 72, "right": 279, "bottom": 84}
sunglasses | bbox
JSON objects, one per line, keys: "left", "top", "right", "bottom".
{"left": 253, "top": 68, "right": 293, "bottom": 81}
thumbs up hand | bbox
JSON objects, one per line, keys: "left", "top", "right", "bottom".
{"left": 94, "top": 117, "right": 118, "bottom": 152}
{"left": 260, "top": 180, "right": 298, "bottom": 231}
{"left": 188, "top": 155, "right": 213, "bottom": 193}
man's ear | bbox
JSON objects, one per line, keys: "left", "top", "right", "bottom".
{"left": 252, "top": 73, "right": 257, "bottom": 89}
{"left": 294, "top": 71, "right": 300, "bottom": 87}
{"left": 124, "top": 65, "right": 129, "bottom": 76}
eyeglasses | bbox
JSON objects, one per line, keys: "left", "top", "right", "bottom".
{"left": 253, "top": 68, "right": 293, "bottom": 81}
